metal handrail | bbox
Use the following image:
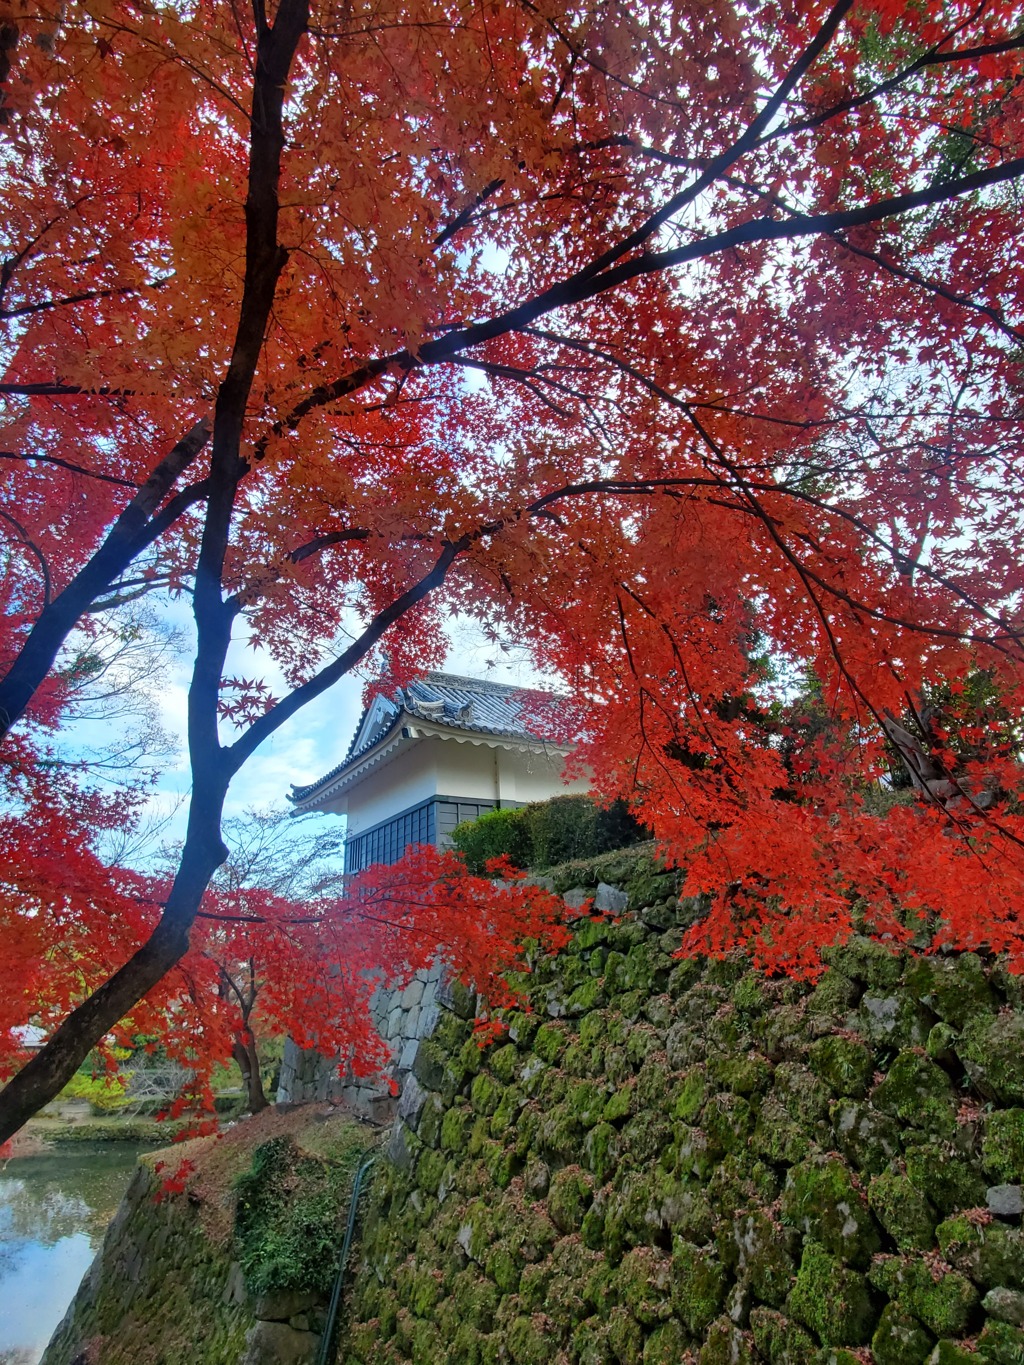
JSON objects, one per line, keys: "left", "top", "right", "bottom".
{"left": 314, "top": 1154, "right": 377, "bottom": 1365}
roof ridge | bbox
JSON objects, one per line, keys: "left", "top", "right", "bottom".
{"left": 420, "top": 670, "right": 549, "bottom": 695}
{"left": 290, "top": 671, "right": 568, "bottom": 808}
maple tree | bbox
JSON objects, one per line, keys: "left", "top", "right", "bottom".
{"left": 1, "top": 0, "right": 1024, "bottom": 1142}
{"left": 191, "top": 807, "right": 345, "bottom": 1113}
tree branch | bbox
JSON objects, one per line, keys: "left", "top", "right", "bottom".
{"left": 0, "top": 418, "right": 210, "bottom": 737}
{"left": 228, "top": 539, "right": 465, "bottom": 769}
{"left": 0, "top": 449, "right": 139, "bottom": 488}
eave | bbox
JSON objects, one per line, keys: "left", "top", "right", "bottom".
{"left": 289, "top": 712, "right": 571, "bottom": 815}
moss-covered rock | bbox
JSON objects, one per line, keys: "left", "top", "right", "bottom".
{"left": 774, "top": 1063, "right": 832, "bottom": 1129}
{"left": 808, "top": 1036, "right": 874, "bottom": 1099}
{"left": 728, "top": 1211, "right": 798, "bottom": 1309}
{"left": 750, "top": 1308, "right": 818, "bottom": 1365}
{"left": 981, "top": 1109, "right": 1024, "bottom": 1183}
{"left": 871, "top": 1301, "right": 935, "bottom": 1365}
{"left": 807, "top": 971, "right": 861, "bottom": 1017}
{"left": 488, "top": 1043, "right": 521, "bottom": 1085}
{"left": 905, "top": 955, "right": 998, "bottom": 1030}
{"left": 607, "top": 1305, "right": 645, "bottom": 1364}
{"left": 507, "top": 1312, "right": 558, "bottom": 1365}
{"left": 827, "top": 936, "right": 904, "bottom": 989}
{"left": 872, "top": 1051, "right": 957, "bottom": 1138}
{"left": 968, "top": 1224, "right": 1024, "bottom": 1292}
{"left": 583, "top": 1121, "right": 619, "bottom": 1184}
{"left": 859, "top": 992, "right": 934, "bottom": 1049}
{"left": 703, "top": 1092, "right": 754, "bottom": 1154}
{"left": 869, "top": 1258, "right": 980, "bottom": 1337}
{"left": 440, "top": 1103, "right": 472, "bottom": 1153}
{"left": 788, "top": 1242, "right": 877, "bottom": 1346}
{"left": 903, "top": 1143, "right": 987, "bottom": 1217}
{"left": 642, "top": 1317, "right": 689, "bottom": 1363}
{"left": 470, "top": 1070, "right": 502, "bottom": 1116}
{"left": 868, "top": 1168, "right": 939, "bottom": 1251}
{"left": 927, "top": 1343, "right": 980, "bottom": 1365}
{"left": 533, "top": 1022, "right": 567, "bottom": 1065}
{"left": 672, "top": 1238, "right": 727, "bottom": 1335}
{"left": 830, "top": 1100, "right": 901, "bottom": 1175}
{"left": 548, "top": 1166, "right": 594, "bottom": 1233}
{"left": 717, "top": 1052, "right": 774, "bottom": 1097}
{"left": 781, "top": 1155, "right": 880, "bottom": 1267}
{"left": 618, "top": 1245, "right": 673, "bottom": 1326}
{"left": 700, "top": 1316, "right": 755, "bottom": 1365}
{"left": 572, "top": 1317, "right": 615, "bottom": 1365}
{"left": 960, "top": 1013, "right": 1024, "bottom": 1105}
{"left": 752, "top": 1098, "right": 812, "bottom": 1166}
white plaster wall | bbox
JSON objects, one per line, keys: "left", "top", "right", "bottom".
{"left": 340, "top": 741, "right": 439, "bottom": 835}
{"left": 432, "top": 738, "right": 504, "bottom": 803}
{"left": 317, "top": 734, "right": 590, "bottom": 835}
{"left": 494, "top": 745, "right": 590, "bottom": 803}
{"left": 430, "top": 736, "right": 588, "bottom": 805}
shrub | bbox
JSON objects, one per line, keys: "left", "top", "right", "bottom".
{"left": 234, "top": 1128, "right": 375, "bottom": 1296}
{"left": 61, "top": 1070, "right": 129, "bottom": 1113}
{"left": 451, "top": 795, "right": 648, "bottom": 873}
{"left": 452, "top": 806, "right": 533, "bottom": 873}
{"left": 529, "top": 796, "right": 600, "bottom": 866}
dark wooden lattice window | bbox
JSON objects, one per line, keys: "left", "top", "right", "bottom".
{"left": 344, "top": 798, "right": 436, "bottom": 875}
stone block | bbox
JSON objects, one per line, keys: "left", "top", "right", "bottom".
{"left": 397, "top": 1073, "right": 428, "bottom": 1126}
{"left": 987, "top": 1184, "right": 1024, "bottom": 1220}
{"left": 222, "top": 1260, "right": 247, "bottom": 1307}
{"left": 400, "top": 978, "right": 425, "bottom": 1009}
{"left": 253, "top": 1288, "right": 319, "bottom": 1321}
{"left": 387, "top": 1119, "right": 417, "bottom": 1170}
{"left": 984, "top": 1289, "right": 1024, "bottom": 1327}
{"left": 595, "top": 882, "right": 629, "bottom": 914}
{"left": 241, "top": 1319, "right": 319, "bottom": 1365}
{"left": 398, "top": 1036, "right": 420, "bottom": 1071}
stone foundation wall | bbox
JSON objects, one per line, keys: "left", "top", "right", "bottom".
{"left": 340, "top": 850, "right": 1024, "bottom": 1365}
{"left": 41, "top": 1109, "right": 377, "bottom": 1365}
{"left": 42, "top": 1161, "right": 252, "bottom": 1365}
{"left": 276, "top": 962, "right": 446, "bottom": 1119}
{"left": 38, "top": 850, "right": 1024, "bottom": 1365}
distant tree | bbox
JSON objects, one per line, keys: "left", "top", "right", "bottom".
{"left": 190, "top": 808, "right": 346, "bottom": 1114}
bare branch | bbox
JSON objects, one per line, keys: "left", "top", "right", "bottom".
{"left": 0, "top": 449, "right": 139, "bottom": 489}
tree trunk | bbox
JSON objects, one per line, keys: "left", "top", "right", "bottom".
{"left": 233, "top": 1033, "right": 268, "bottom": 1113}
{"left": 0, "top": 809, "right": 227, "bottom": 1144}
{"left": 0, "top": 0, "right": 311, "bottom": 1144}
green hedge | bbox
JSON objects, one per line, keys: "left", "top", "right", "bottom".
{"left": 452, "top": 795, "right": 648, "bottom": 873}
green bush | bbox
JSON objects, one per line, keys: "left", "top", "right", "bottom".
{"left": 529, "top": 796, "right": 599, "bottom": 866}
{"left": 61, "top": 1071, "right": 129, "bottom": 1113}
{"left": 234, "top": 1128, "right": 375, "bottom": 1296}
{"left": 452, "top": 806, "right": 533, "bottom": 873}
{"left": 452, "top": 795, "right": 647, "bottom": 873}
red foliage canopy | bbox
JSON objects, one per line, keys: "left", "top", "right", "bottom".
{"left": 1, "top": 0, "right": 1023, "bottom": 1138}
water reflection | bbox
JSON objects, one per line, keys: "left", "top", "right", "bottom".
{"left": 0, "top": 1143, "right": 144, "bottom": 1365}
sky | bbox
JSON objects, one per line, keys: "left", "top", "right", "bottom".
{"left": 86, "top": 596, "right": 548, "bottom": 868}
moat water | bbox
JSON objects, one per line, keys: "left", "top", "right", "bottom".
{"left": 0, "top": 1143, "right": 143, "bottom": 1365}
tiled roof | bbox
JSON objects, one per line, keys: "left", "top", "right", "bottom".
{"left": 289, "top": 672, "right": 565, "bottom": 805}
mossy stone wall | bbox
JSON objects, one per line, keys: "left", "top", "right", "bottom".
{"left": 42, "top": 1160, "right": 253, "bottom": 1365}
{"left": 40, "top": 1111, "right": 377, "bottom": 1365}
{"left": 341, "top": 854, "right": 1024, "bottom": 1365}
